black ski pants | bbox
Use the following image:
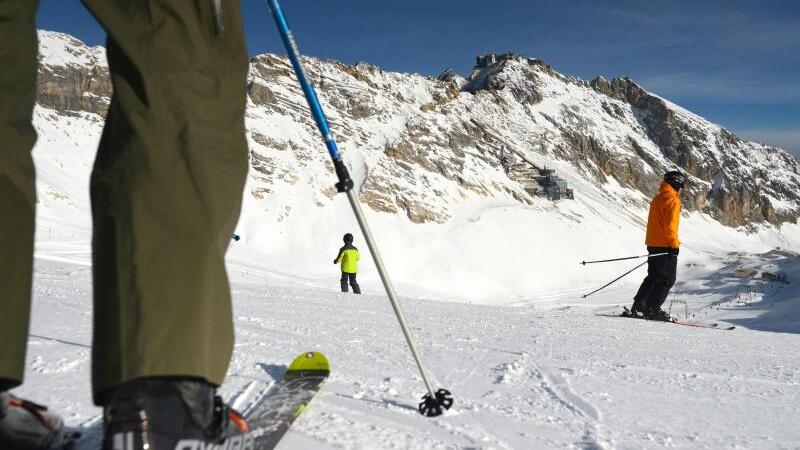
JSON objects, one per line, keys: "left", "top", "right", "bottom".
{"left": 633, "top": 247, "right": 677, "bottom": 311}
{"left": 340, "top": 272, "right": 361, "bottom": 294}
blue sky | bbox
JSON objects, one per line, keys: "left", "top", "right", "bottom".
{"left": 37, "top": 0, "right": 800, "bottom": 159}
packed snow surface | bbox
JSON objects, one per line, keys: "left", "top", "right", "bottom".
{"left": 19, "top": 244, "right": 800, "bottom": 449}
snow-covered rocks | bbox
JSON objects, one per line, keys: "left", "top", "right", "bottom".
{"left": 34, "top": 32, "right": 800, "bottom": 230}
{"left": 29, "top": 31, "right": 800, "bottom": 301}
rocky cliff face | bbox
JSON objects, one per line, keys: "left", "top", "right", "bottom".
{"left": 37, "top": 32, "right": 110, "bottom": 116}
{"left": 34, "top": 32, "right": 800, "bottom": 229}
{"left": 589, "top": 75, "right": 799, "bottom": 226}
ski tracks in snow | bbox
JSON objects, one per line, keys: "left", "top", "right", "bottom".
{"left": 528, "top": 360, "right": 607, "bottom": 449}
{"left": 436, "top": 342, "right": 609, "bottom": 449}
{"left": 491, "top": 350, "right": 608, "bottom": 449}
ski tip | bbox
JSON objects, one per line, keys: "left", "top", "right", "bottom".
{"left": 287, "top": 351, "right": 330, "bottom": 378}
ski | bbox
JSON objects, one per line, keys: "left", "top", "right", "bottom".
{"left": 596, "top": 313, "right": 735, "bottom": 330}
{"left": 672, "top": 320, "right": 735, "bottom": 330}
{"left": 66, "top": 351, "right": 329, "bottom": 450}
{"left": 242, "top": 350, "right": 330, "bottom": 449}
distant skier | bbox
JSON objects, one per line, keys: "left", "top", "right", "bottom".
{"left": 334, "top": 233, "right": 361, "bottom": 294}
{"left": 628, "top": 170, "right": 687, "bottom": 321}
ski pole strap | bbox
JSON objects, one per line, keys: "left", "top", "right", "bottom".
{"left": 582, "top": 260, "right": 648, "bottom": 298}
{"left": 333, "top": 159, "right": 354, "bottom": 193}
{"left": 580, "top": 252, "right": 669, "bottom": 265}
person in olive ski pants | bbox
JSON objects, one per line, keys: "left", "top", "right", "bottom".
{"left": 0, "top": 1, "right": 251, "bottom": 449}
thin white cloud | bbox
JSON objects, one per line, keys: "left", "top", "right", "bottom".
{"left": 736, "top": 128, "right": 800, "bottom": 160}
{"left": 639, "top": 73, "right": 800, "bottom": 104}
{"left": 597, "top": 7, "right": 800, "bottom": 51}
{"left": 600, "top": 8, "right": 665, "bottom": 29}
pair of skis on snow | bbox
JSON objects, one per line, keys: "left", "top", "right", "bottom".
{"left": 597, "top": 309, "right": 736, "bottom": 330}
{"left": 69, "top": 351, "right": 330, "bottom": 450}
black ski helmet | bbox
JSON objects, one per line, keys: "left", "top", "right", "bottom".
{"left": 343, "top": 233, "right": 354, "bottom": 243}
{"left": 664, "top": 170, "right": 687, "bottom": 191}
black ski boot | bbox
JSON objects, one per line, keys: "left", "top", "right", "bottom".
{"left": 629, "top": 300, "right": 645, "bottom": 318}
{"left": 645, "top": 309, "right": 673, "bottom": 322}
{"left": 101, "top": 378, "right": 249, "bottom": 450}
{"left": 0, "top": 392, "right": 71, "bottom": 450}
{"left": 623, "top": 304, "right": 644, "bottom": 318}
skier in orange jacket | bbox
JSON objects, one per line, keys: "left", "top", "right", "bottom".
{"left": 629, "top": 171, "right": 687, "bottom": 320}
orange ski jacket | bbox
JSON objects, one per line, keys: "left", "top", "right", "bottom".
{"left": 645, "top": 182, "right": 681, "bottom": 248}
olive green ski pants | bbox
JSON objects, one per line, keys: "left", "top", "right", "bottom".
{"left": 0, "top": 0, "right": 249, "bottom": 404}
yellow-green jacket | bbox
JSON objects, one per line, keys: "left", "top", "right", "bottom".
{"left": 334, "top": 244, "right": 360, "bottom": 273}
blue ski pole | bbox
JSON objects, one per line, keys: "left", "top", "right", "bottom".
{"left": 265, "top": 0, "right": 453, "bottom": 417}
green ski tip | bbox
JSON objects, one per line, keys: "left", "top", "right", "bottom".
{"left": 285, "top": 351, "right": 330, "bottom": 379}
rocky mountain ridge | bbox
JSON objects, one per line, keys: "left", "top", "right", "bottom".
{"left": 34, "top": 31, "right": 800, "bottom": 229}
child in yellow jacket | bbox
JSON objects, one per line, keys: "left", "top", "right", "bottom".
{"left": 334, "top": 233, "right": 361, "bottom": 294}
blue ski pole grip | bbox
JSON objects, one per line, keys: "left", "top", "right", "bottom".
{"left": 333, "top": 159, "right": 354, "bottom": 193}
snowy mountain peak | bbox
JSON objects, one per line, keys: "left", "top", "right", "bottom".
{"left": 32, "top": 31, "right": 800, "bottom": 230}
{"left": 37, "top": 30, "right": 110, "bottom": 116}
{"left": 38, "top": 30, "right": 106, "bottom": 68}
{"left": 26, "top": 29, "right": 800, "bottom": 301}
{"left": 453, "top": 52, "right": 800, "bottom": 227}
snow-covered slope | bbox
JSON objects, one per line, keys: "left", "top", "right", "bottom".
{"left": 19, "top": 249, "right": 800, "bottom": 449}
{"left": 30, "top": 31, "right": 800, "bottom": 301}
{"left": 243, "top": 52, "right": 800, "bottom": 228}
